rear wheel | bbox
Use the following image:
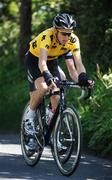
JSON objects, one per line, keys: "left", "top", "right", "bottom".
{"left": 21, "top": 103, "right": 44, "bottom": 166}
{"left": 53, "top": 107, "right": 82, "bottom": 176}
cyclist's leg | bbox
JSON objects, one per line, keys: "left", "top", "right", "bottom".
{"left": 25, "top": 51, "right": 48, "bottom": 151}
{"left": 58, "top": 66, "right": 66, "bottom": 80}
{"left": 30, "top": 77, "right": 48, "bottom": 110}
{"left": 47, "top": 59, "right": 61, "bottom": 112}
{"left": 26, "top": 51, "right": 48, "bottom": 114}
{"left": 47, "top": 60, "right": 67, "bottom": 151}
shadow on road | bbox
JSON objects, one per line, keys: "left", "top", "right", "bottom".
{"left": 0, "top": 153, "right": 58, "bottom": 180}
{"left": 0, "top": 134, "right": 112, "bottom": 180}
{"left": 0, "top": 134, "right": 20, "bottom": 145}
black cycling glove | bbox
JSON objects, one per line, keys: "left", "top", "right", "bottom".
{"left": 78, "top": 72, "right": 92, "bottom": 87}
{"left": 42, "top": 70, "right": 53, "bottom": 86}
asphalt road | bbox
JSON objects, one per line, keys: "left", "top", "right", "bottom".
{"left": 0, "top": 134, "right": 112, "bottom": 180}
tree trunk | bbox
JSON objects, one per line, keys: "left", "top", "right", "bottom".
{"left": 18, "top": 0, "right": 32, "bottom": 66}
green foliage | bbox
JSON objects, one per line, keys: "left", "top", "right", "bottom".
{"left": 65, "top": 66, "right": 112, "bottom": 158}
{"left": 72, "top": 0, "right": 112, "bottom": 71}
{"left": 79, "top": 69, "right": 112, "bottom": 157}
{"left": 0, "top": 20, "right": 19, "bottom": 58}
{"left": 0, "top": 52, "right": 29, "bottom": 132}
{"left": 32, "top": 0, "right": 62, "bottom": 35}
{"left": 0, "top": 0, "right": 112, "bottom": 158}
{"left": 0, "top": 12, "right": 28, "bottom": 132}
{"left": 0, "top": 0, "right": 19, "bottom": 21}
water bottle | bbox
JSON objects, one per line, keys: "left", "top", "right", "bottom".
{"left": 46, "top": 107, "right": 54, "bottom": 125}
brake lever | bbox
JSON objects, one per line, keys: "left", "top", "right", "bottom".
{"left": 78, "top": 87, "right": 92, "bottom": 100}
{"left": 84, "top": 88, "right": 92, "bottom": 100}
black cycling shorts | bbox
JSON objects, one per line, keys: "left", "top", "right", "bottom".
{"left": 25, "top": 51, "right": 61, "bottom": 91}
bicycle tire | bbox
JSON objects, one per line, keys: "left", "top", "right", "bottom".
{"left": 21, "top": 102, "right": 44, "bottom": 166}
{"left": 53, "top": 106, "right": 82, "bottom": 176}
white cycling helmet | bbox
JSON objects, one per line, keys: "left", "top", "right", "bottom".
{"left": 53, "top": 13, "right": 76, "bottom": 30}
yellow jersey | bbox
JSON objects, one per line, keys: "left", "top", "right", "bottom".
{"left": 29, "top": 27, "right": 80, "bottom": 60}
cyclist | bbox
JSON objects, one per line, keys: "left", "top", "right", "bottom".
{"left": 25, "top": 13, "right": 94, "bottom": 151}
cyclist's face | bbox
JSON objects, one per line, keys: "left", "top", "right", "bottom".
{"left": 57, "top": 30, "right": 72, "bottom": 45}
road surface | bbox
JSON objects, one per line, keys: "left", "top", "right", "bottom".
{"left": 0, "top": 134, "right": 112, "bottom": 180}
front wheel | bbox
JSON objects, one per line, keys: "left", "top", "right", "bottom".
{"left": 53, "top": 107, "right": 82, "bottom": 176}
{"left": 20, "top": 103, "right": 44, "bottom": 166}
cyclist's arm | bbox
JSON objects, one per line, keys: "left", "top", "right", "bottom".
{"left": 39, "top": 48, "right": 56, "bottom": 89}
{"left": 38, "top": 48, "right": 48, "bottom": 72}
{"left": 70, "top": 34, "right": 86, "bottom": 75}
{"left": 70, "top": 35, "right": 94, "bottom": 87}
{"left": 65, "top": 59, "right": 78, "bottom": 82}
{"left": 73, "top": 51, "right": 86, "bottom": 74}
{"left": 38, "top": 32, "right": 51, "bottom": 72}
{"left": 73, "top": 52, "right": 94, "bottom": 87}
{"left": 65, "top": 50, "right": 86, "bottom": 82}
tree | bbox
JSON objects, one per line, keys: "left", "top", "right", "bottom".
{"left": 18, "top": 0, "right": 32, "bottom": 66}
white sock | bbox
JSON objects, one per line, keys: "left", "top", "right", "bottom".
{"left": 27, "top": 107, "right": 36, "bottom": 119}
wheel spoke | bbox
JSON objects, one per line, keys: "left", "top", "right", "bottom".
{"left": 21, "top": 103, "right": 44, "bottom": 166}
{"left": 53, "top": 107, "right": 82, "bottom": 176}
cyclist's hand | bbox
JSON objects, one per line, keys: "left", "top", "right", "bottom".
{"left": 87, "top": 79, "right": 95, "bottom": 88}
{"left": 48, "top": 78, "right": 57, "bottom": 90}
{"left": 78, "top": 72, "right": 94, "bottom": 88}
{"left": 48, "top": 77, "right": 59, "bottom": 90}
{"left": 42, "top": 70, "right": 55, "bottom": 89}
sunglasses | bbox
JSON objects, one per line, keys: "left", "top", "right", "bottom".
{"left": 60, "top": 32, "right": 71, "bottom": 37}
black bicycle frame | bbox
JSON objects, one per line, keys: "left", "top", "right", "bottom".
{"left": 39, "top": 86, "right": 66, "bottom": 146}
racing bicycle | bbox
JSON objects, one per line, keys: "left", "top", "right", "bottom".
{"left": 21, "top": 80, "right": 92, "bottom": 176}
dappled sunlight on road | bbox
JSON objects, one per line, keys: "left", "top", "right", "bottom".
{"left": 0, "top": 144, "right": 21, "bottom": 155}
{"left": 0, "top": 134, "right": 112, "bottom": 180}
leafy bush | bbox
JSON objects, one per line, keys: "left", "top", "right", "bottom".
{"left": 80, "top": 68, "right": 112, "bottom": 157}
{"left": 0, "top": 19, "right": 28, "bottom": 132}
{"left": 0, "top": 0, "right": 112, "bottom": 158}
{"left": 0, "top": 54, "right": 29, "bottom": 132}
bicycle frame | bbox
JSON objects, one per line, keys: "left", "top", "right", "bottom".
{"left": 38, "top": 80, "right": 91, "bottom": 146}
{"left": 21, "top": 80, "right": 92, "bottom": 175}
{"left": 38, "top": 86, "right": 66, "bottom": 146}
